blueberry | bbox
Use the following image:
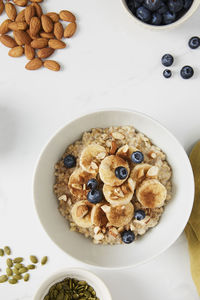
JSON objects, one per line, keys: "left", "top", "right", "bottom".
{"left": 87, "top": 189, "right": 103, "bottom": 204}
{"left": 121, "top": 230, "right": 135, "bottom": 244}
{"left": 163, "top": 11, "right": 176, "bottom": 24}
{"left": 161, "top": 54, "right": 174, "bottom": 66}
{"left": 180, "top": 66, "right": 194, "bottom": 79}
{"left": 183, "top": 0, "right": 193, "bottom": 9}
{"left": 126, "top": 0, "right": 141, "bottom": 11}
{"left": 63, "top": 154, "right": 76, "bottom": 168}
{"left": 151, "top": 12, "right": 162, "bottom": 25}
{"left": 136, "top": 6, "right": 151, "bottom": 22}
{"left": 134, "top": 210, "right": 146, "bottom": 220}
{"left": 131, "top": 151, "right": 144, "bottom": 164}
{"left": 115, "top": 166, "right": 128, "bottom": 180}
{"left": 144, "top": 0, "right": 161, "bottom": 11}
{"left": 158, "top": 1, "right": 168, "bottom": 13}
{"left": 188, "top": 36, "right": 200, "bottom": 49}
{"left": 168, "top": 0, "right": 183, "bottom": 12}
{"left": 163, "top": 69, "right": 172, "bottom": 78}
{"left": 87, "top": 178, "right": 98, "bottom": 190}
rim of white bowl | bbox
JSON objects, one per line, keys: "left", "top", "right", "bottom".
{"left": 34, "top": 267, "right": 112, "bottom": 300}
{"left": 33, "top": 108, "right": 194, "bottom": 270}
{"left": 121, "top": 0, "right": 200, "bottom": 30}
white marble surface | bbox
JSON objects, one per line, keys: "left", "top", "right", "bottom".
{"left": 1, "top": 0, "right": 200, "bottom": 299}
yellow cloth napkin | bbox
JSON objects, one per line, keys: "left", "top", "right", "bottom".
{"left": 185, "top": 141, "right": 200, "bottom": 295}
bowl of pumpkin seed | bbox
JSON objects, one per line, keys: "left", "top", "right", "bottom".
{"left": 34, "top": 267, "right": 112, "bottom": 300}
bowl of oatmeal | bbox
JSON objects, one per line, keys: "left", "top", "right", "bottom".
{"left": 34, "top": 109, "right": 194, "bottom": 269}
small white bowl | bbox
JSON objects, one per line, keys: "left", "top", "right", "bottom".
{"left": 121, "top": 0, "right": 200, "bottom": 30}
{"left": 33, "top": 109, "right": 194, "bottom": 269}
{"left": 34, "top": 268, "right": 112, "bottom": 300}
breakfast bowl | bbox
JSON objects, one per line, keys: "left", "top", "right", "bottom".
{"left": 33, "top": 109, "right": 194, "bottom": 269}
{"left": 121, "top": 0, "right": 200, "bottom": 30}
{"left": 34, "top": 268, "right": 112, "bottom": 300}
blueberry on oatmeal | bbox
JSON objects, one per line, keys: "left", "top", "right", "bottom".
{"left": 131, "top": 151, "right": 144, "bottom": 163}
{"left": 115, "top": 166, "right": 128, "bottom": 180}
{"left": 87, "top": 178, "right": 98, "bottom": 190}
{"left": 64, "top": 154, "right": 76, "bottom": 168}
{"left": 87, "top": 189, "right": 103, "bottom": 204}
{"left": 134, "top": 210, "right": 146, "bottom": 220}
{"left": 121, "top": 230, "right": 135, "bottom": 244}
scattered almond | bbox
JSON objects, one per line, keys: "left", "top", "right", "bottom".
{"left": 0, "top": 35, "right": 17, "bottom": 48}
{"left": 8, "top": 21, "right": 28, "bottom": 31}
{"left": 25, "top": 57, "right": 42, "bottom": 70}
{"left": 0, "top": 0, "right": 4, "bottom": 16}
{"left": 64, "top": 22, "right": 77, "bottom": 38}
{"left": 54, "top": 22, "right": 64, "bottom": 40}
{"left": 46, "top": 12, "right": 59, "bottom": 23}
{"left": 30, "top": 16, "right": 41, "bottom": 36}
{"left": 13, "top": 30, "right": 32, "bottom": 45}
{"left": 31, "top": 38, "right": 48, "bottom": 49}
{"left": 13, "top": 0, "right": 28, "bottom": 7}
{"left": 39, "top": 31, "right": 54, "bottom": 39}
{"left": 25, "top": 5, "right": 35, "bottom": 24}
{"left": 59, "top": 10, "right": 76, "bottom": 22}
{"left": 5, "top": 3, "right": 17, "bottom": 21}
{"left": 0, "top": 19, "right": 12, "bottom": 35}
{"left": 41, "top": 15, "right": 53, "bottom": 33}
{"left": 24, "top": 44, "right": 35, "bottom": 60}
{"left": 31, "top": 3, "right": 42, "bottom": 17}
{"left": 37, "top": 47, "right": 54, "bottom": 59}
{"left": 48, "top": 39, "right": 66, "bottom": 49}
{"left": 27, "top": 28, "right": 39, "bottom": 40}
{"left": 8, "top": 45, "right": 24, "bottom": 57}
{"left": 16, "top": 9, "right": 26, "bottom": 22}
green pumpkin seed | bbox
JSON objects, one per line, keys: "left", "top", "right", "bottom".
{"left": 14, "top": 263, "right": 24, "bottom": 269}
{"left": 27, "top": 264, "right": 35, "bottom": 270}
{"left": 9, "top": 278, "right": 17, "bottom": 284}
{"left": 13, "top": 257, "right": 23, "bottom": 263}
{"left": 0, "top": 249, "right": 4, "bottom": 256}
{"left": 0, "top": 275, "right": 8, "bottom": 283}
{"left": 13, "top": 267, "right": 20, "bottom": 275}
{"left": 6, "top": 258, "right": 13, "bottom": 268}
{"left": 30, "top": 255, "right": 38, "bottom": 264}
{"left": 4, "top": 246, "right": 11, "bottom": 255}
{"left": 13, "top": 274, "right": 22, "bottom": 280}
{"left": 19, "top": 267, "right": 28, "bottom": 274}
{"left": 6, "top": 268, "right": 13, "bottom": 276}
{"left": 41, "top": 256, "right": 48, "bottom": 265}
{"left": 24, "top": 273, "right": 30, "bottom": 282}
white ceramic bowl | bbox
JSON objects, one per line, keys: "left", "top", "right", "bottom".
{"left": 34, "top": 268, "right": 112, "bottom": 300}
{"left": 121, "top": 0, "right": 200, "bottom": 30}
{"left": 34, "top": 109, "right": 194, "bottom": 269}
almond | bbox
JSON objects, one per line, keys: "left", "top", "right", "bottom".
{"left": 30, "top": 0, "right": 43, "bottom": 2}
{"left": 5, "top": 3, "right": 17, "bottom": 21}
{"left": 25, "top": 5, "right": 35, "bottom": 24}
{"left": 8, "top": 45, "right": 24, "bottom": 57}
{"left": 31, "top": 3, "right": 42, "bottom": 17}
{"left": 44, "top": 60, "right": 60, "bottom": 71}
{"left": 25, "top": 57, "right": 43, "bottom": 70}
{"left": 0, "top": 35, "right": 17, "bottom": 48}
{"left": 27, "top": 29, "right": 39, "bottom": 40}
{"left": 46, "top": 12, "right": 59, "bottom": 23}
{"left": 0, "top": 0, "right": 4, "bottom": 16}
{"left": 59, "top": 10, "right": 76, "bottom": 22}
{"left": 13, "top": 0, "right": 28, "bottom": 7}
{"left": 64, "top": 22, "right": 77, "bottom": 38}
{"left": 0, "top": 19, "right": 12, "bottom": 35}
{"left": 37, "top": 47, "right": 54, "bottom": 59}
{"left": 54, "top": 22, "right": 64, "bottom": 40}
{"left": 13, "top": 30, "right": 32, "bottom": 45}
{"left": 40, "top": 31, "right": 54, "bottom": 39}
{"left": 30, "top": 16, "right": 41, "bottom": 36}
{"left": 25, "top": 44, "right": 35, "bottom": 60}
{"left": 8, "top": 21, "right": 28, "bottom": 31}
{"left": 48, "top": 39, "right": 66, "bottom": 49}
{"left": 31, "top": 38, "right": 48, "bottom": 49}
{"left": 16, "top": 9, "right": 25, "bottom": 22}
{"left": 41, "top": 15, "right": 54, "bottom": 33}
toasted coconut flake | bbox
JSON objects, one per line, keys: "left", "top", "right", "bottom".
{"left": 58, "top": 195, "right": 67, "bottom": 201}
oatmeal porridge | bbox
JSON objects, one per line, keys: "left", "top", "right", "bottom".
{"left": 54, "top": 126, "right": 172, "bottom": 245}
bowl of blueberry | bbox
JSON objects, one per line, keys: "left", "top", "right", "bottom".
{"left": 122, "top": 0, "right": 200, "bottom": 28}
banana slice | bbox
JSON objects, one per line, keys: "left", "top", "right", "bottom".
{"left": 102, "top": 203, "right": 134, "bottom": 227}
{"left": 103, "top": 178, "right": 135, "bottom": 206}
{"left": 71, "top": 200, "right": 94, "bottom": 228}
{"left": 136, "top": 179, "right": 167, "bottom": 208}
{"left": 91, "top": 203, "right": 108, "bottom": 227}
{"left": 80, "top": 144, "right": 107, "bottom": 174}
{"left": 99, "top": 155, "right": 130, "bottom": 186}
{"left": 116, "top": 145, "right": 138, "bottom": 162}
{"left": 130, "top": 163, "right": 158, "bottom": 184}
{"left": 68, "top": 168, "right": 94, "bottom": 200}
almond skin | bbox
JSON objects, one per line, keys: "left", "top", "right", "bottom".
{"left": 0, "top": 0, "right": 4, "bottom": 16}
{"left": 0, "top": 19, "right": 12, "bottom": 35}
{"left": 40, "top": 31, "right": 54, "bottom": 39}
{"left": 5, "top": 3, "right": 17, "bottom": 21}
{"left": 25, "top": 44, "right": 35, "bottom": 60}
{"left": 64, "top": 22, "right": 77, "bottom": 38}
{"left": 25, "top": 58, "right": 43, "bottom": 70}
{"left": 25, "top": 5, "right": 35, "bottom": 24}
{"left": 31, "top": 38, "right": 48, "bottom": 49}
{"left": 54, "top": 22, "right": 64, "bottom": 40}
{"left": 30, "top": 16, "right": 41, "bottom": 36}
{"left": 16, "top": 9, "right": 26, "bottom": 22}
{"left": 44, "top": 60, "right": 60, "bottom": 71}
{"left": 46, "top": 12, "right": 59, "bottom": 23}
{"left": 8, "top": 45, "right": 24, "bottom": 57}
{"left": 59, "top": 10, "right": 76, "bottom": 22}
{"left": 8, "top": 21, "right": 28, "bottom": 31}
{"left": 0, "top": 35, "right": 17, "bottom": 48}
{"left": 27, "top": 28, "right": 39, "bottom": 40}
{"left": 48, "top": 39, "right": 66, "bottom": 49}
{"left": 13, "top": 30, "right": 32, "bottom": 45}
{"left": 41, "top": 15, "right": 54, "bottom": 33}
{"left": 13, "top": 0, "right": 28, "bottom": 7}
{"left": 31, "top": 3, "right": 42, "bottom": 17}
{"left": 37, "top": 47, "right": 54, "bottom": 59}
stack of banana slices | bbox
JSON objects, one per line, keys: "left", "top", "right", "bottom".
{"left": 68, "top": 143, "right": 167, "bottom": 241}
